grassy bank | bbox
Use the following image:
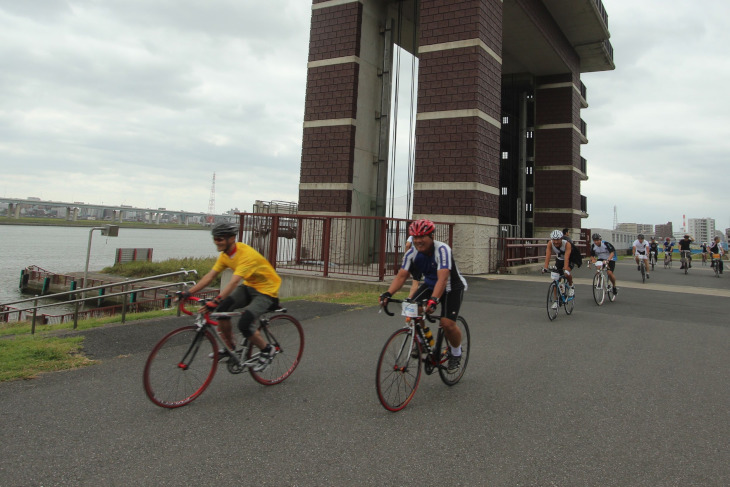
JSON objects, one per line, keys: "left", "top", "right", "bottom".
{"left": 0, "top": 286, "right": 380, "bottom": 382}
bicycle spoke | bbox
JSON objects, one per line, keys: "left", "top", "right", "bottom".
{"left": 439, "top": 317, "right": 470, "bottom": 386}
{"left": 248, "top": 315, "right": 304, "bottom": 385}
{"left": 143, "top": 326, "right": 218, "bottom": 408}
{"left": 376, "top": 328, "right": 422, "bottom": 412}
{"left": 546, "top": 282, "right": 559, "bottom": 321}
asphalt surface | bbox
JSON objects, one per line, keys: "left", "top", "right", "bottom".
{"left": 1, "top": 258, "right": 729, "bottom": 486}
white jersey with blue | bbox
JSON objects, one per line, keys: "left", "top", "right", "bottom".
{"left": 401, "top": 241, "right": 467, "bottom": 293}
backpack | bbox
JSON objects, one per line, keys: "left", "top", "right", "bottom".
{"left": 569, "top": 242, "right": 584, "bottom": 268}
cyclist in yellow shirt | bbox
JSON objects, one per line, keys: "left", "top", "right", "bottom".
{"left": 183, "top": 222, "right": 281, "bottom": 371}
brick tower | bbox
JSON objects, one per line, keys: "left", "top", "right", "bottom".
{"left": 299, "top": 0, "right": 614, "bottom": 273}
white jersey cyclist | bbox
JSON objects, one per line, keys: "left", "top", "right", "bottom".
{"left": 632, "top": 239, "right": 650, "bottom": 254}
{"left": 591, "top": 240, "right": 617, "bottom": 261}
{"left": 401, "top": 240, "right": 467, "bottom": 293}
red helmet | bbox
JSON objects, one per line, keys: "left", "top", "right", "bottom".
{"left": 409, "top": 219, "right": 435, "bottom": 237}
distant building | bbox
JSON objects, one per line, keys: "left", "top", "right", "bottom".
{"left": 591, "top": 227, "right": 635, "bottom": 252}
{"left": 688, "top": 217, "right": 715, "bottom": 244}
{"left": 616, "top": 223, "right": 653, "bottom": 235}
{"left": 654, "top": 222, "right": 673, "bottom": 240}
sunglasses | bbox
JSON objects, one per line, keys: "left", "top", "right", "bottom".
{"left": 213, "top": 236, "right": 229, "bottom": 242}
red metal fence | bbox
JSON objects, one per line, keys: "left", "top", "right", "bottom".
{"left": 488, "top": 238, "right": 589, "bottom": 272}
{"left": 237, "top": 213, "right": 454, "bottom": 281}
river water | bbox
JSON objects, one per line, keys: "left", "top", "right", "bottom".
{"left": 0, "top": 224, "right": 218, "bottom": 306}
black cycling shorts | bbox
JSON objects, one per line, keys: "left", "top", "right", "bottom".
{"left": 411, "top": 283, "right": 463, "bottom": 322}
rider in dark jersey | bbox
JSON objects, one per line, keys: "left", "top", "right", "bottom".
{"left": 379, "top": 219, "right": 467, "bottom": 371}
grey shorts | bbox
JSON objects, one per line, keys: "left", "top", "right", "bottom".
{"left": 217, "top": 286, "right": 277, "bottom": 335}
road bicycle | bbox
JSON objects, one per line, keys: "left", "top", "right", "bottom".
{"left": 544, "top": 266, "right": 574, "bottom": 321}
{"left": 589, "top": 260, "right": 616, "bottom": 306}
{"left": 711, "top": 253, "right": 722, "bottom": 278}
{"left": 636, "top": 253, "right": 647, "bottom": 283}
{"left": 649, "top": 251, "right": 657, "bottom": 271}
{"left": 143, "top": 294, "right": 304, "bottom": 408}
{"left": 680, "top": 250, "right": 692, "bottom": 275}
{"left": 664, "top": 251, "right": 672, "bottom": 269}
{"left": 376, "top": 298, "right": 470, "bottom": 412}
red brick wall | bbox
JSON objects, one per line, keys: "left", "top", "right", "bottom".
{"left": 416, "top": 0, "right": 503, "bottom": 219}
{"left": 413, "top": 189, "right": 499, "bottom": 217}
{"left": 303, "top": 63, "right": 359, "bottom": 122}
{"left": 299, "top": 189, "right": 352, "bottom": 213}
{"left": 420, "top": 0, "right": 503, "bottom": 54}
{"left": 298, "top": 1, "right": 364, "bottom": 214}
{"left": 418, "top": 47, "right": 502, "bottom": 116}
{"left": 415, "top": 117, "right": 500, "bottom": 188}
{"left": 300, "top": 125, "right": 355, "bottom": 184}
{"left": 308, "top": 3, "right": 362, "bottom": 62}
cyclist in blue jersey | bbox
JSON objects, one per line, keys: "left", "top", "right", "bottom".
{"left": 379, "top": 219, "right": 468, "bottom": 372}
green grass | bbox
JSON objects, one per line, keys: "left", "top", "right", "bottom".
{"left": 101, "top": 257, "right": 218, "bottom": 282}
{"left": 0, "top": 335, "right": 92, "bottom": 381}
{"left": 0, "top": 289, "right": 381, "bottom": 382}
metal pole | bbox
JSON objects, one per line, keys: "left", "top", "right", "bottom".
{"left": 83, "top": 227, "right": 101, "bottom": 294}
{"left": 31, "top": 296, "right": 38, "bottom": 335}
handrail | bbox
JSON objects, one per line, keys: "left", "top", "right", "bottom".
{"left": 4, "top": 269, "right": 198, "bottom": 307}
{"left": 1, "top": 269, "right": 199, "bottom": 334}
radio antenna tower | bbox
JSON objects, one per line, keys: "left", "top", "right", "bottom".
{"left": 613, "top": 205, "right": 618, "bottom": 230}
{"left": 206, "top": 172, "right": 216, "bottom": 224}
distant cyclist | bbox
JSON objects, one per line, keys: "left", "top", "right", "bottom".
{"left": 678, "top": 234, "right": 694, "bottom": 270}
{"left": 379, "top": 219, "right": 467, "bottom": 372}
{"left": 632, "top": 234, "right": 651, "bottom": 279}
{"left": 590, "top": 233, "right": 618, "bottom": 295}
{"left": 708, "top": 236, "right": 724, "bottom": 274}
{"left": 663, "top": 237, "right": 675, "bottom": 263}
{"left": 648, "top": 237, "right": 659, "bottom": 267}
{"left": 182, "top": 222, "right": 281, "bottom": 372}
{"left": 541, "top": 229, "right": 576, "bottom": 301}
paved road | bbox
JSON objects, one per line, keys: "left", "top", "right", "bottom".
{"left": 1, "top": 260, "right": 729, "bottom": 486}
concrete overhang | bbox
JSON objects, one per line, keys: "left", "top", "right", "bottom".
{"left": 502, "top": 0, "right": 614, "bottom": 76}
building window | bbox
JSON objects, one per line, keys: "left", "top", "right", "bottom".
{"left": 501, "top": 187, "right": 508, "bottom": 195}
{"left": 526, "top": 130, "right": 533, "bottom": 139}
{"left": 502, "top": 116, "right": 509, "bottom": 125}
{"left": 525, "top": 166, "right": 533, "bottom": 175}
{"left": 502, "top": 152, "right": 509, "bottom": 160}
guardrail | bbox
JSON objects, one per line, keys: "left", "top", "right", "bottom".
{"left": 489, "top": 238, "right": 589, "bottom": 272}
{"left": 237, "top": 212, "right": 454, "bottom": 281}
{"left": 1, "top": 270, "right": 200, "bottom": 334}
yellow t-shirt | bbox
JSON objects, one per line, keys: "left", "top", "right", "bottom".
{"left": 212, "top": 243, "right": 281, "bottom": 297}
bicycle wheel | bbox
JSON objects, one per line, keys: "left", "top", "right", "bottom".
{"left": 376, "top": 328, "right": 422, "bottom": 412}
{"left": 439, "top": 317, "right": 470, "bottom": 386}
{"left": 248, "top": 315, "right": 305, "bottom": 385}
{"left": 607, "top": 282, "right": 616, "bottom": 302}
{"left": 546, "top": 281, "right": 559, "bottom": 321}
{"left": 564, "top": 282, "right": 575, "bottom": 315}
{"left": 592, "top": 272, "right": 605, "bottom": 306}
{"left": 641, "top": 261, "right": 646, "bottom": 283}
{"left": 143, "top": 325, "right": 218, "bottom": 408}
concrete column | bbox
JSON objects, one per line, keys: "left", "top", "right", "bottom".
{"left": 298, "top": 0, "right": 389, "bottom": 217}
{"left": 412, "top": 0, "right": 504, "bottom": 274}
{"left": 533, "top": 73, "right": 587, "bottom": 238}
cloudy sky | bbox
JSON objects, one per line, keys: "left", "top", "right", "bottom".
{"left": 1, "top": 1, "right": 728, "bottom": 231}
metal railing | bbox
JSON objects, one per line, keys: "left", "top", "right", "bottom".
{"left": 489, "top": 238, "right": 589, "bottom": 272}
{"left": 237, "top": 212, "right": 454, "bottom": 281}
{"left": 1, "top": 270, "right": 199, "bottom": 334}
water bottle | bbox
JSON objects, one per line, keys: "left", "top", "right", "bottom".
{"left": 423, "top": 326, "right": 434, "bottom": 347}
{"left": 558, "top": 282, "right": 565, "bottom": 294}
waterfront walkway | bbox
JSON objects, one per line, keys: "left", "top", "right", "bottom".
{"left": 1, "top": 260, "right": 729, "bottom": 486}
